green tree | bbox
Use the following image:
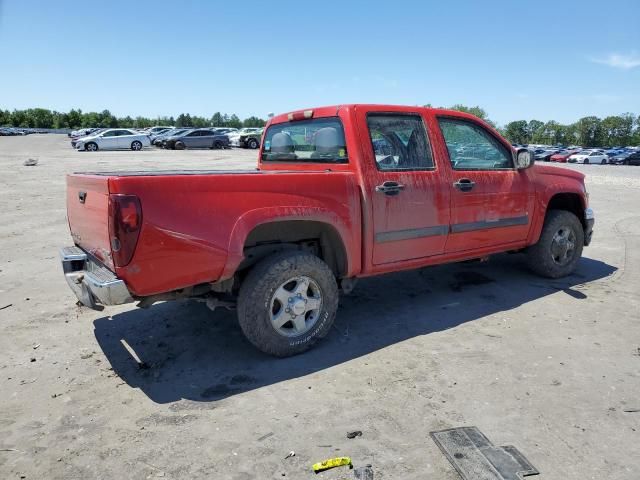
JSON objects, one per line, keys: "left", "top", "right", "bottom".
{"left": 67, "top": 109, "right": 82, "bottom": 128}
{"left": 0, "top": 109, "right": 11, "bottom": 126}
{"left": 227, "top": 114, "right": 242, "bottom": 128}
{"left": 527, "top": 120, "right": 545, "bottom": 143}
{"left": 503, "top": 120, "right": 529, "bottom": 144}
{"left": 211, "top": 112, "right": 224, "bottom": 127}
{"left": 601, "top": 114, "right": 634, "bottom": 147}
{"left": 175, "top": 113, "right": 191, "bottom": 127}
{"left": 242, "top": 116, "right": 266, "bottom": 127}
{"left": 576, "top": 116, "right": 603, "bottom": 147}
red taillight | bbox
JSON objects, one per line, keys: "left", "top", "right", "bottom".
{"left": 108, "top": 194, "right": 142, "bottom": 267}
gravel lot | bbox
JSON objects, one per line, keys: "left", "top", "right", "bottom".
{"left": 1, "top": 135, "right": 639, "bottom": 479}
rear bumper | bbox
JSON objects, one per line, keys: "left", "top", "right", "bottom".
{"left": 60, "top": 246, "right": 134, "bottom": 309}
{"left": 584, "top": 208, "right": 594, "bottom": 246}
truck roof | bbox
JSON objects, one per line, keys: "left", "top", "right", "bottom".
{"left": 268, "top": 104, "right": 486, "bottom": 125}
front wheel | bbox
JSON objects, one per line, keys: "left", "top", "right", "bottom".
{"left": 237, "top": 251, "right": 339, "bottom": 357}
{"left": 174, "top": 141, "right": 185, "bottom": 150}
{"left": 247, "top": 138, "right": 259, "bottom": 149}
{"left": 584, "top": 158, "right": 589, "bottom": 164}
{"left": 131, "top": 140, "right": 142, "bottom": 151}
{"left": 212, "top": 140, "right": 223, "bottom": 149}
{"left": 526, "top": 210, "right": 584, "bottom": 278}
{"left": 85, "top": 142, "right": 98, "bottom": 152}
{"left": 601, "top": 158, "right": 607, "bottom": 165}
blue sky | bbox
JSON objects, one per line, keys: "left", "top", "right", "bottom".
{"left": 0, "top": 0, "right": 638, "bottom": 125}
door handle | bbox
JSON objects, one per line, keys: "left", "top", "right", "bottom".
{"left": 453, "top": 178, "right": 475, "bottom": 192}
{"left": 375, "top": 181, "right": 406, "bottom": 196}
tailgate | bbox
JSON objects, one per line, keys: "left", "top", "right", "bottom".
{"left": 66, "top": 174, "right": 114, "bottom": 271}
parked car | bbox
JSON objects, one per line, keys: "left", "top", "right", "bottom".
{"left": 61, "top": 104, "right": 594, "bottom": 357}
{"left": 151, "top": 128, "right": 191, "bottom": 147}
{"left": 228, "top": 128, "right": 263, "bottom": 149}
{"left": 70, "top": 128, "right": 108, "bottom": 148}
{"left": 164, "top": 128, "right": 229, "bottom": 149}
{"left": 608, "top": 151, "right": 630, "bottom": 165}
{"left": 623, "top": 151, "right": 640, "bottom": 165}
{"left": 75, "top": 129, "right": 151, "bottom": 151}
{"left": 534, "top": 148, "right": 558, "bottom": 162}
{"left": 550, "top": 149, "right": 579, "bottom": 163}
{"left": 145, "top": 126, "right": 173, "bottom": 135}
{"left": 568, "top": 150, "right": 608, "bottom": 164}
{"left": 213, "top": 128, "right": 238, "bottom": 135}
{"left": 69, "top": 128, "right": 99, "bottom": 139}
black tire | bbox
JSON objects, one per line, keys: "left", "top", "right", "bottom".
{"left": 600, "top": 158, "right": 606, "bottom": 165}
{"left": 584, "top": 158, "right": 589, "bottom": 164}
{"left": 85, "top": 142, "right": 98, "bottom": 152}
{"left": 212, "top": 140, "right": 223, "bottom": 149}
{"left": 247, "top": 138, "right": 259, "bottom": 149}
{"left": 131, "top": 140, "right": 143, "bottom": 151}
{"left": 526, "top": 210, "right": 584, "bottom": 278}
{"left": 174, "top": 141, "right": 185, "bottom": 150}
{"left": 237, "top": 251, "right": 339, "bottom": 357}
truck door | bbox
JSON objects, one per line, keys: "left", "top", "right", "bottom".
{"left": 359, "top": 111, "right": 451, "bottom": 265}
{"left": 435, "top": 116, "right": 534, "bottom": 253}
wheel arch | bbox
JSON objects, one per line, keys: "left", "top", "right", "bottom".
{"left": 529, "top": 190, "right": 587, "bottom": 245}
{"left": 222, "top": 214, "right": 352, "bottom": 280}
{"left": 547, "top": 192, "right": 586, "bottom": 228}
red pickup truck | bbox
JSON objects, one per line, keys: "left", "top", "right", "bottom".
{"left": 61, "top": 104, "right": 594, "bottom": 356}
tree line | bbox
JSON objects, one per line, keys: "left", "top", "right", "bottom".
{"left": 440, "top": 105, "right": 640, "bottom": 147}
{"left": 2, "top": 105, "right": 640, "bottom": 147}
{"left": 0, "top": 108, "right": 267, "bottom": 130}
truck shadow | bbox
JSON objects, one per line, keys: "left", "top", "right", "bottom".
{"left": 93, "top": 255, "right": 616, "bottom": 404}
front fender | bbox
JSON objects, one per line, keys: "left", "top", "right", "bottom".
{"left": 528, "top": 180, "right": 588, "bottom": 245}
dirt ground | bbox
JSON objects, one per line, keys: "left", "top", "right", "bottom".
{"left": 1, "top": 135, "right": 638, "bottom": 479}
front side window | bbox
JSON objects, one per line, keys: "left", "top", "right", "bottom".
{"left": 366, "top": 114, "right": 434, "bottom": 171}
{"left": 102, "top": 130, "right": 117, "bottom": 137}
{"left": 438, "top": 118, "right": 513, "bottom": 170}
{"left": 187, "top": 131, "right": 201, "bottom": 137}
{"left": 262, "top": 117, "right": 347, "bottom": 163}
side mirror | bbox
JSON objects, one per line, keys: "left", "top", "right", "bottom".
{"left": 515, "top": 148, "right": 533, "bottom": 169}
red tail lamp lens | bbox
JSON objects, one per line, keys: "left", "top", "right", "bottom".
{"left": 108, "top": 194, "right": 142, "bottom": 267}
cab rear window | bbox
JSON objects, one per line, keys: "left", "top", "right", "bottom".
{"left": 261, "top": 118, "right": 347, "bottom": 163}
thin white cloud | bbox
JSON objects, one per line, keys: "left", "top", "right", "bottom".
{"left": 590, "top": 52, "right": 640, "bottom": 70}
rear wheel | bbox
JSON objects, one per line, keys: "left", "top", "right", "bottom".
{"left": 526, "top": 210, "right": 584, "bottom": 278}
{"left": 131, "top": 140, "right": 142, "bottom": 151}
{"left": 85, "top": 142, "right": 98, "bottom": 152}
{"left": 237, "top": 251, "right": 339, "bottom": 357}
{"left": 247, "top": 138, "right": 259, "bottom": 149}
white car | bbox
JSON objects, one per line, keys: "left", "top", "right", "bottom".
{"left": 568, "top": 150, "right": 608, "bottom": 164}
{"left": 75, "top": 129, "right": 151, "bottom": 152}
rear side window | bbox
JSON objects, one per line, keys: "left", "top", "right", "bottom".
{"left": 262, "top": 118, "right": 347, "bottom": 163}
{"left": 366, "top": 114, "right": 434, "bottom": 171}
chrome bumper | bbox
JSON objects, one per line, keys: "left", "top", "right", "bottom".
{"left": 60, "top": 246, "right": 134, "bottom": 309}
{"left": 584, "top": 208, "right": 595, "bottom": 246}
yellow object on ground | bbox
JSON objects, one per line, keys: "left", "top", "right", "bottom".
{"left": 312, "top": 456, "right": 352, "bottom": 473}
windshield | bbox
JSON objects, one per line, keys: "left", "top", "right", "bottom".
{"left": 261, "top": 117, "right": 347, "bottom": 163}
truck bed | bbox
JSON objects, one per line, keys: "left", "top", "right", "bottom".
{"left": 66, "top": 170, "right": 362, "bottom": 297}
{"left": 72, "top": 169, "right": 328, "bottom": 177}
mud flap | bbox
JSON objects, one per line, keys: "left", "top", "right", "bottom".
{"left": 430, "top": 427, "right": 539, "bottom": 480}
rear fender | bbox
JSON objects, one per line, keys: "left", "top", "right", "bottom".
{"left": 221, "top": 206, "right": 356, "bottom": 280}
